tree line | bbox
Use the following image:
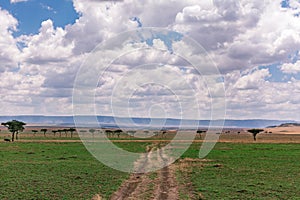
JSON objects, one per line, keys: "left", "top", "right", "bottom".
{"left": 31, "top": 128, "right": 77, "bottom": 138}
{"left": 1, "top": 119, "right": 265, "bottom": 142}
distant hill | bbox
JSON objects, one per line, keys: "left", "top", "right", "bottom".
{"left": 266, "top": 125, "right": 277, "bottom": 128}
{"left": 0, "top": 115, "right": 295, "bottom": 129}
{"left": 278, "top": 123, "right": 300, "bottom": 127}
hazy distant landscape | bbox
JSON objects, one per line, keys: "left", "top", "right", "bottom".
{"left": 1, "top": 0, "right": 300, "bottom": 199}
{"left": 0, "top": 115, "right": 295, "bottom": 128}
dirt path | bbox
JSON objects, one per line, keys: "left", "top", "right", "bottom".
{"left": 153, "top": 148, "right": 179, "bottom": 200}
{"left": 110, "top": 144, "right": 179, "bottom": 200}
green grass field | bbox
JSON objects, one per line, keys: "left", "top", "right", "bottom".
{"left": 179, "top": 143, "right": 300, "bottom": 199}
{"left": 0, "top": 142, "right": 148, "bottom": 200}
{"left": 1, "top": 141, "right": 300, "bottom": 199}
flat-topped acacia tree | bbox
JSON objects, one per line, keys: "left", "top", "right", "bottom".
{"left": 62, "top": 129, "right": 69, "bottom": 137}
{"left": 114, "top": 129, "right": 123, "bottom": 138}
{"left": 1, "top": 120, "right": 26, "bottom": 142}
{"left": 196, "top": 129, "right": 207, "bottom": 140}
{"left": 58, "top": 130, "right": 62, "bottom": 137}
{"left": 41, "top": 129, "right": 47, "bottom": 137}
{"left": 89, "top": 129, "right": 96, "bottom": 137}
{"left": 247, "top": 129, "right": 264, "bottom": 141}
{"left": 69, "top": 128, "right": 76, "bottom": 138}
{"left": 52, "top": 130, "right": 57, "bottom": 136}
{"left": 32, "top": 130, "right": 38, "bottom": 136}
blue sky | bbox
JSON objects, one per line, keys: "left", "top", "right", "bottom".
{"left": 281, "top": 0, "right": 290, "bottom": 7}
{"left": 0, "top": 0, "right": 78, "bottom": 36}
{"left": 0, "top": 0, "right": 300, "bottom": 120}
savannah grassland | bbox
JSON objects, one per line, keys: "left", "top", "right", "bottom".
{"left": 1, "top": 129, "right": 300, "bottom": 199}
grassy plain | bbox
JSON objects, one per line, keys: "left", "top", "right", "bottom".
{"left": 0, "top": 142, "right": 148, "bottom": 200}
{"left": 1, "top": 130, "right": 300, "bottom": 199}
{"left": 178, "top": 142, "right": 300, "bottom": 199}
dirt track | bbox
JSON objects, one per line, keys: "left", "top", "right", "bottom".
{"left": 110, "top": 145, "right": 179, "bottom": 200}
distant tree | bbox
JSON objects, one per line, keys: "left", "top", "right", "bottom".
{"left": 32, "top": 130, "right": 38, "bottom": 136}
{"left": 196, "top": 130, "right": 207, "bottom": 140}
{"left": 89, "top": 129, "right": 96, "bottom": 137}
{"left": 69, "top": 128, "right": 76, "bottom": 138}
{"left": 131, "top": 131, "right": 136, "bottom": 137}
{"left": 1, "top": 120, "right": 26, "bottom": 142}
{"left": 160, "top": 130, "right": 167, "bottom": 138}
{"left": 105, "top": 130, "right": 112, "bottom": 137}
{"left": 41, "top": 129, "right": 47, "bottom": 137}
{"left": 127, "top": 130, "right": 136, "bottom": 138}
{"left": 62, "top": 129, "right": 69, "bottom": 137}
{"left": 58, "top": 130, "right": 62, "bottom": 137}
{"left": 52, "top": 130, "right": 57, "bottom": 136}
{"left": 114, "top": 129, "right": 123, "bottom": 138}
{"left": 247, "top": 129, "right": 264, "bottom": 141}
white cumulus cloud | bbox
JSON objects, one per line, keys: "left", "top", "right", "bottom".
{"left": 281, "top": 61, "right": 300, "bottom": 74}
{"left": 0, "top": 0, "right": 300, "bottom": 120}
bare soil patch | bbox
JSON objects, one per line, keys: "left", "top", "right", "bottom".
{"left": 110, "top": 144, "right": 179, "bottom": 200}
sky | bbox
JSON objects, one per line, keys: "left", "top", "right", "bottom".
{"left": 0, "top": 0, "right": 300, "bottom": 120}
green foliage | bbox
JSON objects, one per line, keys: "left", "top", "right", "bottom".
{"left": 1, "top": 120, "right": 26, "bottom": 141}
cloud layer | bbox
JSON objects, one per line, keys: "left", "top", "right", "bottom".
{"left": 1, "top": 0, "right": 300, "bottom": 120}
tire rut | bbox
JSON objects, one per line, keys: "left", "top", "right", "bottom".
{"left": 110, "top": 144, "right": 179, "bottom": 200}
{"left": 154, "top": 147, "right": 179, "bottom": 200}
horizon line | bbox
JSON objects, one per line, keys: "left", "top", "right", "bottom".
{"left": 0, "top": 115, "right": 297, "bottom": 122}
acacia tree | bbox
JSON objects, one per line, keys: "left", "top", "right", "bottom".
{"left": 130, "top": 130, "right": 136, "bottom": 138}
{"left": 114, "top": 129, "right": 123, "bottom": 138}
{"left": 1, "top": 120, "right": 26, "bottom": 142}
{"left": 58, "top": 130, "right": 62, "bottom": 137}
{"left": 160, "top": 130, "right": 167, "bottom": 138}
{"left": 105, "top": 130, "right": 112, "bottom": 137}
{"left": 196, "top": 130, "right": 207, "bottom": 140}
{"left": 62, "top": 129, "right": 69, "bottom": 137}
{"left": 52, "top": 130, "right": 57, "bottom": 136}
{"left": 41, "top": 129, "right": 47, "bottom": 137}
{"left": 69, "top": 128, "right": 76, "bottom": 138}
{"left": 32, "top": 130, "right": 38, "bottom": 136}
{"left": 89, "top": 129, "right": 96, "bottom": 137}
{"left": 247, "top": 129, "right": 264, "bottom": 141}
